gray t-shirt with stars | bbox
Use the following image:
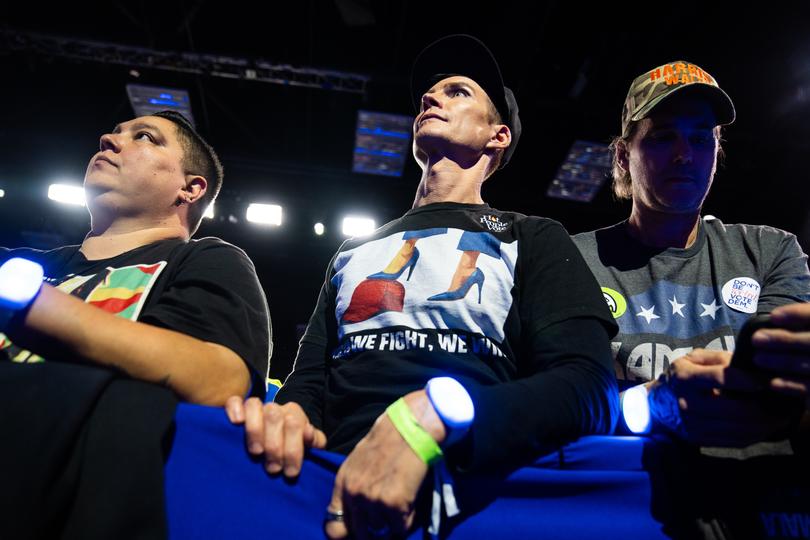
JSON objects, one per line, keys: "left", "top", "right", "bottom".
{"left": 573, "top": 217, "right": 810, "bottom": 391}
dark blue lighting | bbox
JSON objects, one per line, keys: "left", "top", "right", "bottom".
{"left": 159, "top": 93, "right": 172, "bottom": 99}
{"left": 354, "top": 166, "right": 401, "bottom": 177}
{"left": 148, "top": 98, "right": 181, "bottom": 107}
{"left": 354, "top": 147, "right": 401, "bottom": 158}
{"left": 357, "top": 127, "right": 410, "bottom": 140}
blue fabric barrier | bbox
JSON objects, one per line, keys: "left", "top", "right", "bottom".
{"left": 165, "top": 404, "right": 668, "bottom": 538}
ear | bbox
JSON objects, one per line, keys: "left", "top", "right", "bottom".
{"left": 615, "top": 140, "right": 630, "bottom": 172}
{"left": 486, "top": 124, "right": 511, "bottom": 151}
{"left": 180, "top": 174, "right": 208, "bottom": 205}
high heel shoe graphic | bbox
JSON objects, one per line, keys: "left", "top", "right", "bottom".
{"left": 367, "top": 248, "right": 420, "bottom": 281}
{"left": 427, "top": 268, "right": 485, "bottom": 304}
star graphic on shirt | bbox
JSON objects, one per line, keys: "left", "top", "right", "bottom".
{"left": 700, "top": 300, "right": 722, "bottom": 320}
{"left": 669, "top": 295, "right": 686, "bottom": 317}
{"left": 636, "top": 304, "right": 660, "bottom": 324}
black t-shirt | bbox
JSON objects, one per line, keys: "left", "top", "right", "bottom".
{"left": 0, "top": 237, "right": 271, "bottom": 399}
{"left": 276, "top": 202, "right": 618, "bottom": 471}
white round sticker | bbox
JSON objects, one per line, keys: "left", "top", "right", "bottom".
{"left": 721, "top": 276, "right": 761, "bottom": 314}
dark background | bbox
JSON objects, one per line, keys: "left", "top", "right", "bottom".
{"left": 2, "top": 2, "right": 809, "bottom": 379}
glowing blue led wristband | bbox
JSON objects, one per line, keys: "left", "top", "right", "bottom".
{"left": 620, "top": 384, "right": 651, "bottom": 434}
{"left": 0, "top": 258, "right": 45, "bottom": 331}
{"left": 425, "top": 377, "right": 475, "bottom": 448}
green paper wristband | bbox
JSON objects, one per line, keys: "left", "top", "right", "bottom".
{"left": 386, "top": 398, "right": 444, "bottom": 465}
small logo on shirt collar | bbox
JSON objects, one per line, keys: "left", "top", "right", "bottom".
{"left": 479, "top": 214, "right": 510, "bottom": 232}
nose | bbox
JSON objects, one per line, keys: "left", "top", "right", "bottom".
{"left": 672, "top": 133, "right": 693, "bottom": 164}
{"left": 421, "top": 90, "right": 441, "bottom": 112}
{"left": 99, "top": 132, "right": 121, "bottom": 153}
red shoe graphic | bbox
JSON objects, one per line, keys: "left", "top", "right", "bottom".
{"left": 342, "top": 278, "right": 405, "bottom": 323}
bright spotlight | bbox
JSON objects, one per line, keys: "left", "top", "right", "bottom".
{"left": 246, "top": 203, "right": 283, "bottom": 226}
{"left": 48, "top": 184, "right": 86, "bottom": 207}
{"left": 342, "top": 216, "right": 375, "bottom": 237}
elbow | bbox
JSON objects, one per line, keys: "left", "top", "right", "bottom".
{"left": 195, "top": 371, "right": 251, "bottom": 406}
{"left": 181, "top": 345, "right": 253, "bottom": 406}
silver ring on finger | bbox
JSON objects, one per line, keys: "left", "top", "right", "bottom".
{"left": 324, "top": 507, "right": 345, "bottom": 523}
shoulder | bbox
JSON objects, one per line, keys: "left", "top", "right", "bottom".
{"left": 572, "top": 221, "right": 625, "bottom": 245}
{"left": 171, "top": 237, "right": 260, "bottom": 276}
{"left": 505, "top": 212, "right": 567, "bottom": 237}
{"left": 571, "top": 229, "right": 596, "bottom": 250}
{"left": 570, "top": 220, "right": 621, "bottom": 258}
{"left": 0, "top": 244, "right": 79, "bottom": 271}
{"left": 703, "top": 218, "right": 802, "bottom": 251}
{"left": 183, "top": 236, "right": 252, "bottom": 258}
{"left": 339, "top": 214, "right": 404, "bottom": 251}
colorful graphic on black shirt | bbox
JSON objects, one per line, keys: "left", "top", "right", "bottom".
{"left": 0, "top": 262, "right": 167, "bottom": 363}
{"left": 333, "top": 229, "right": 517, "bottom": 345}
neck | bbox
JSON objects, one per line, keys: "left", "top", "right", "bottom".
{"left": 412, "top": 156, "right": 489, "bottom": 208}
{"left": 627, "top": 204, "right": 701, "bottom": 249}
{"left": 82, "top": 215, "right": 188, "bottom": 260}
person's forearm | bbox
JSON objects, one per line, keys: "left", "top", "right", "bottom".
{"left": 468, "top": 358, "right": 617, "bottom": 470}
{"left": 460, "top": 318, "right": 618, "bottom": 472}
{"left": 7, "top": 284, "right": 250, "bottom": 405}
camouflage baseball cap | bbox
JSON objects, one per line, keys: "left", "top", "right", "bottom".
{"left": 621, "top": 60, "right": 736, "bottom": 137}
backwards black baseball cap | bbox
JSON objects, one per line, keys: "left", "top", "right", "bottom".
{"left": 410, "top": 34, "right": 521, "bottom": 169}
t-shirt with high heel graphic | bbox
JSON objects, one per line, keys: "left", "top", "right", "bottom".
{"left": 277, "top": 202, "right": 618, "bottom": 471}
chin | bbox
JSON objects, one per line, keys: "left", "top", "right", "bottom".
{"left": 657, "top": 202, "right": 703, "bottom": 215}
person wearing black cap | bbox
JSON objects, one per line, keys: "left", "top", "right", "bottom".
{"left": 227, "top": 35, "right": 618, "bottom": 538}
{"left": 0, "top": 111, "right": 271, "bottom": 404}
{"left": 572, "top": 61, "right": 810, "bottom": 447}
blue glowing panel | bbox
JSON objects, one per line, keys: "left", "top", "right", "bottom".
{"left": 352, "top": 111, "right": 412, "bottom": 177}
{"left": 126, "top": 84, "right": 195, "bottom": 126}
{"left": 546, "top": 140, "right": 612, "bottom": 202}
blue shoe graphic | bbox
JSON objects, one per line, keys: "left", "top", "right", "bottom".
{"left": 427, "top": 268, "right": 485, "bottom": 304}
{"left": 367, "top": 248, "right": 420, "bottom": 281}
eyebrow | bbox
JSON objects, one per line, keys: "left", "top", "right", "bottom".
{"left": 442, "top": 81, "right": 475, "bottom": 94}
{"left": 112, "top": 122, "right": 164, "bottom": 136}
{"left": 426, "top": 80, "right": 477, "bottom": 96}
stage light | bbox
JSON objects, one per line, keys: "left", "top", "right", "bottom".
{"left": 342, "top": 216, "right": 375, "bottom": 237}
{"left": 547, "top": 140, "right": 612, "bottom": 203}
{"left": 352, "top": 110, "right": 412, "bottom": 177}
{"left": 126, "top": 84, "right": 195, "bottom": 125}
{"left": 48, "top": 184, "right": 86, "bottom": 207}
{"left": 314, "top": 222, "right": 325, "bottom": 236}
{"left": 621, "top": 384, "right": 651, "bottom": 434}
{"left": 0, "top": 189, "right": 5, "bottom": 198}
{"left": 246, "top": 204, "right": 282, "bottom": 226}
{"left": 204, "top": 202, "right": 215, "bottom": 219}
